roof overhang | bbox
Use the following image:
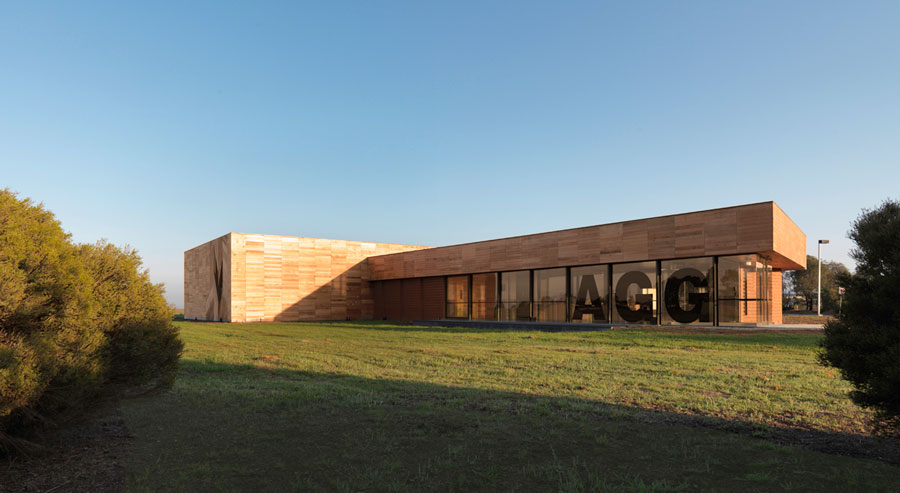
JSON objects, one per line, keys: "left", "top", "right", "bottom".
{"left": 368, "top": 201, "right": 807, "bottom": 280}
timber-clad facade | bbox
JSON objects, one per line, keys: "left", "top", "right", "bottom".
{"left": 184, "top": 202, "right": 806, "bottom": 326}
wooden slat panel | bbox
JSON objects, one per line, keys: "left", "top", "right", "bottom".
{"left": 369, "top": 202, "right": 806, "bottom": 280}
{"left": 372, "top": 276, "right": 445, "bottom": 321}
{"left": 383, "top": 280, "right": 403, "bottom": 321}
{"left": 770, "top": 204, "right": 807, "bottom": 270}
{"left": 421, "top": 277, "right": 445, "bottom": 320}
{"left": 187, "top": 233, "right": 428, "bottom": 322}
{"left": 401, "top": 278, "right": 423, "bottom": 320}
{"left": 770, "top": 270, "right": 783, "bottom": 324}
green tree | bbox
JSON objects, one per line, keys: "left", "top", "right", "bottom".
{"left": 0, "top": 189, "right": 101, "bottom": 425}
{"left": 822, "top": 261, "right": 851, "bottom": 313}
{"left": 1, "top": 189, "right": 182, "bottom": 444}
{"left": 77, "top": 241, "right": 182, "bottom": 387}
{"left": 785, "top": 255, "right": 849, "bottom": 312}
{"left": 820, "top": 199, "right": 900, "bottom": 429}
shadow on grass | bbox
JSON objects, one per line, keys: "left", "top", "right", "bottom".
{"left": 121, "top": 360, "right": 900, "bottom": 492}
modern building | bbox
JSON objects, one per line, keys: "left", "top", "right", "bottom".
{"left": 184, "top": 201, "right": 806, "bottom": 326}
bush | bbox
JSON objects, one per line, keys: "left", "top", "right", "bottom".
{"left": 0, "top": 189, "right": 183, "bottom": 443}
{"left": 820, "top": 199, "right": 900, "bottom": 429}
{"left": 0, "top": 333, "right": 41, "bottom": 420}
{"left": 78, "top": 241, "right": 182, "bottom": 387}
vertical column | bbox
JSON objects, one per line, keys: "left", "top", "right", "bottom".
{"left": 529, "top": 270, "right": 535, "bottom": 321}
{"left": 713, "top": 257, "right": 719, "bottom": 327}
{"left": 607, "top": 264, "right": 613, "bottom": 324}
{"left": 496, "top": 272, "right": 502, "bottom": 321}
{"left": 656, "top": 260, "right": 662, "bottom": 326}
{"left": 467, "top": 274, "right": 473, "bottom": 320}
{"left": 770, "top": 270, "right": 783, "bottom": 325}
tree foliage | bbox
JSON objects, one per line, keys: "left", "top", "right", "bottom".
{"left": 785, "top": 255, "right": 850, "bottom": 312}
{"left": 820, "top": 199, "right": 900, "bottom": 429}
{"left": 78, "top": 241, "right": 182, "bottom": 386}
{"left": 0, "top": 189, "right": 182, "bottom": 442}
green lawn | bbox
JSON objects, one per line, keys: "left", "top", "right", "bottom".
{"left": 121, "top": 321, "right": 900, "bottom": 491}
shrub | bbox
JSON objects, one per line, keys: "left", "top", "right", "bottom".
{"left": 0, "top": 333, "right": 40, "bottom": 420}
{"left": 0, "top": 189, "right": 99, "bottom": 426}
{"left": 820, "top": 199, "right": 900, "bottom": 429}
{"left": 77, "top": 241, "right": 182, "bottom": 387}
{"left": 0, "top": 189, "right": 183, "bottom": 442}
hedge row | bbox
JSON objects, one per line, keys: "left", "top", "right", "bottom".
{"left": 0, "top": 189, "right": 183, "bottom": 445}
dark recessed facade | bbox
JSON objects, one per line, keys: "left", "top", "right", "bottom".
{"left": 185, "top": 202, "right": 806, "bottom": 326}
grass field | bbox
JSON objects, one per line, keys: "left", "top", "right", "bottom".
{"left": 121, "top": 321, "right": 900, "bottom": 491}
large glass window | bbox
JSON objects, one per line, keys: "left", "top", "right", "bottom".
{"left": 759, "top": 260, "right": 771, "bottom": 325}
{"left": 534, "top": 268, "right": 566, "bottom": 322}
{"left": 613, "top": 261, "right": 657, "bottom": 324}
{"left": 718, "top": 255, "right": 770, "bottom": 325}
{"left": 446, "top": 275, "right": 469, "bottom": 319}
{"left": 661, "top": 258, "right": 713, "bottom": 325}
{"left": 570, "top": 265, "right": 609, "bottom": 323}
{"left": 500, "top": 270, "right": 531, "bottom": 321}
{"left": 472, "top": 273, "right": 497, "bottom": 320}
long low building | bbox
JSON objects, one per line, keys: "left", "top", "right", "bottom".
{"left": 184, "top": 201, "right": 806, "bottom": 326}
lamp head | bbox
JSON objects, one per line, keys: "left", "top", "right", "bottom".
{"left": 819, "top": 239, "right": 830, "bottom": 244}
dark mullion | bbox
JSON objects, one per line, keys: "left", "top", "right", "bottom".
{"left": 608, "top": 264, "right": 613, "bottom": 324}
{"left": 565, "top": 267, "right": 571, "bottom": 323}
{"left": 467, "top": 274, "right": 473, "bottom": 321}
{"left": 713, "top": 257, "right": 719, "bottom": 327}
{"left": 495, "top": 272, "right": 500, "bottom": 322}
{"left": 656, "top": 260, "right": 662, "bottom": 326}
{"left": 529, "top": 269, "right": 535, "bottom": 322}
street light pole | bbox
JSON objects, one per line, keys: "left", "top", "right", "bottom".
{"left": 818, "top": 239, "right": 829, "bottom": 316}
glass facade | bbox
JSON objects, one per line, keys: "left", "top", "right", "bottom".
{"left": 439, "top": 254, "right": 773, "bottom": 326}
{"left": 472, "top": 273, "right": 498, "bottom": 320}
{"left": 446, "top": 275, "right": 469, "bottom": 319}
{"left": 661, "top": 258, "right": 713, "bottom": 325}
{"left": 718, "top": 255, "right": 770, "bottom": 325}
{"left": 500, "top": 270, "right": 531, "bottom": 321}
{"left": 570, "top": 265, "right": 609, "bottom": 323}
{"left": 534, "top": 268, "right": 566, "bottom": 322}
{"left": 612, "top": 261, "right": 657, "bottom": 324}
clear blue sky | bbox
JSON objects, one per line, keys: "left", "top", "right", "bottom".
{"left": 2, "top": 1, "right": 898, "bottom": 307}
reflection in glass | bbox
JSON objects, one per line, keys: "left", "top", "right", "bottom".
{"left": 500, "top": 270, "right": 531, "bottom": 321}
{"left": 613, "top": 262, "right": 657, "bottom": 324}
{"left": 570, "top": 265, "right": 609, "bottom": 323}
{"left": 442, "top": 254, "right": 773, "bottom": 326}
{"left": 472, "top": 273, "right": 497, "bottom": 320}
{"left": 534, "top": 268, "right": 566, "bottom": 322}
{"left": 717, "top": 255, "right": 770, "bottom": 325}
{"left": 446, "top": 275, "right": 469, "bottom": 319}
{"left": 758, "top": 260, "right": 771, "bottom": 324}
{"left": 661, "top": 258, "right": 713, "bottom": 325}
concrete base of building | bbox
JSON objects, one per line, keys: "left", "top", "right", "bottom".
{"left": 716, "top": 323, "right": 823, "bottom": 331}
{"left": 414, "top": 320, "right": 824, "bottom": 332}
{"left": 414, "top": 320, "right": 614, "bottom": 331}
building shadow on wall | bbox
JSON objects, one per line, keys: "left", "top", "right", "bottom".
{"left": 274, "top": 261, "right": 442, "bottom": 323}
{"left": 273, "top": 260, "right": 373, "bottom": 322}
